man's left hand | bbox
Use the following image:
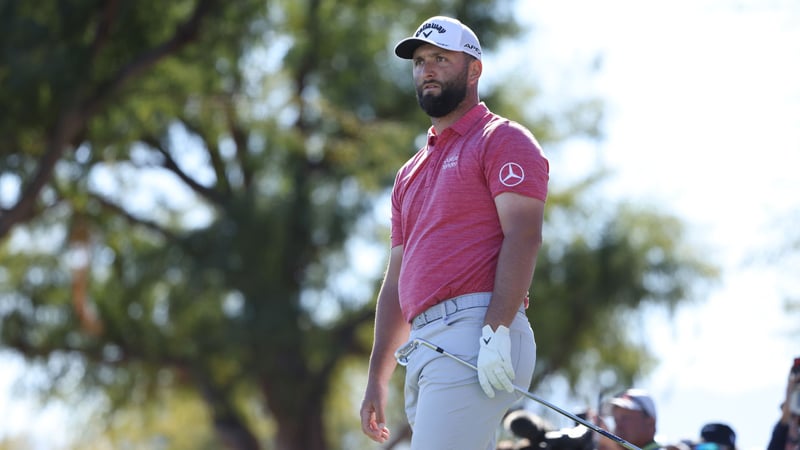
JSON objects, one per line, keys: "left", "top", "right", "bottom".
{"left": 477, "top": 324, "right": 515, "bottom": 398}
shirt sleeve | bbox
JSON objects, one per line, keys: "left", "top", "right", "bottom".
{"left": 483, "top": 120, "right": 549, "bottom": 202}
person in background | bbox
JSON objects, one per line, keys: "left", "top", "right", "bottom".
{"left": 768, "top": 359, "right": 800, "bottom": 450}
{"left": 597, "top": 388, "right": 662, "bottom": 450}
{"left": 696, "top": 422, "right": 736, "bottom": 450}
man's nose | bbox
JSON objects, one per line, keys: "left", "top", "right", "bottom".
{"left": 418, "top": 60, "right": 436, "bottom": 76}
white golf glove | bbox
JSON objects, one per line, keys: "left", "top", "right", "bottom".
{"left": 477, "top": 324, "right": 515, "bottom": 398}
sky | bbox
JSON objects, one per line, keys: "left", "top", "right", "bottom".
{"left": 2, "top": 1, "right": 799, "bottom": 449}
{"left": 504, "top": 1, "right": 800, "bottom": 450}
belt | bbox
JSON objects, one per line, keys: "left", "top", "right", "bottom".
{"left": 411, "top": 292, "right": 491, "bottom": 329}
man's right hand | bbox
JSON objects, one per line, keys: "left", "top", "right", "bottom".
{"left": 360, "top": 383, "right": 391, "bottom": 443}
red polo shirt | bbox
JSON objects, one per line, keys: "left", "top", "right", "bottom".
{"left": 391, "top": 103, "right": 549, "bottom": 322}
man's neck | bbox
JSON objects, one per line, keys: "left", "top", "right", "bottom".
{"left": 430, "top": 97, "right": 479, "bottom": 135}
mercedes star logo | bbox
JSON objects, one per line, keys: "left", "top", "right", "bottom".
{"left": 499, "top": 162, "right": 525, "bottom": 187}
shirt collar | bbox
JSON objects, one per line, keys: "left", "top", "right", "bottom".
{"left": 427, "top": 102, "right": 488, "bottom": 139}
{"left": 642, "top": 441, "right": 662, "bottom": 450}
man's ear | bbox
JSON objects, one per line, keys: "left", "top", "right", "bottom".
{"left": 469, "top": 59, "right": 482, "bottom": 83}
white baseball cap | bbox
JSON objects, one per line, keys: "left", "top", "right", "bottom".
{"left": 604, "top": 389, "right": 657, "bottom": 419}
{"left": 394, "top": 16, "right": 482, "bottom": 60}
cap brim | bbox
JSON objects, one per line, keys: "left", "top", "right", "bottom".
{"left": 394, "top": 37, "right": 433, "bottom": 59}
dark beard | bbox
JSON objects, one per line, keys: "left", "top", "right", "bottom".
{"left": 416, "top": 67, "right": 468, "bottom": 118}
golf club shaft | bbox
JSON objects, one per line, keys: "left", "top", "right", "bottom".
{"left": 412, "top": 339, "right": 642, "bottom": 450}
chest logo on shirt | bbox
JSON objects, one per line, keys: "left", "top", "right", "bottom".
{"left": 499, "top": 162, "right": 525, "bottom": 187}
{"left": 442, "top": 154, "right": 459, "bottom": 170}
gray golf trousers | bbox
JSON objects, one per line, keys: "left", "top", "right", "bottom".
{"left": 402, "top": 292, "right": 536, "bottom": 450}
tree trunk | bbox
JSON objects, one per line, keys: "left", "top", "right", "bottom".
{"left": 196, "top": 370, "right": 262, "bottom": 450}
{"left": 263, "top": 373, "right": 328, "bottom": 450}
{"left": 212, "top": 416, "right": 262, "bottom": 450}
{"left": 273, "top": 406, "right": 327, "bottom": 450}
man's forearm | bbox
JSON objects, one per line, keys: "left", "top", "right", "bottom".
{"left": 367, "top": 244, "right": 409, "bottom": 384}
{"left": 484, "top": 233, "right": 541, "bottom": 329}
{"left": 367, "top": 287, "right": 409, "bottom": 384}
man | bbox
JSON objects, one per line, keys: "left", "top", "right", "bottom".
{"left": 599, "top": 389, "right": 661, "bottom": 450}
{"left": 359, "top": 15, "right": 549, "bottom": 450}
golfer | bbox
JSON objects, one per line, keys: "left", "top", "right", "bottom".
{"left": 360, "top": 15, "right": 549, "bottom": 449}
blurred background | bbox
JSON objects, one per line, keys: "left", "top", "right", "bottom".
{"left": 0, "top": 0, "right": 797, "bottom": 449}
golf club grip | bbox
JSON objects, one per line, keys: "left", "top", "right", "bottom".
{"left": 416, "top": 340, "right": 642, "bottom": 450}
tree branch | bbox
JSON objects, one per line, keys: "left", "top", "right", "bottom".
{"left": 141, "top": 135, "right": 226, "bottom": 207}
{"left": 89, "top": 192, "right": 179, "bottom": 242}
{"left": 223, "top": 96, "right": 253, "bottom": 189}
{"left": 82, "top": 0, "right": 218, "bottom": 118}
{"left": 89, "top": 0, "right": 121, "bottom": 61}
{"left": 179, "top": 118, "right": 233, "bottom": 199}
{"left": 0, "top": 0, "right": 219, "bottom": 241}
{"left": 0, "top": 109, "right": 83, "bottom": 238}
{"left": 193, "top": 367, "right": 261, "bottom": 450}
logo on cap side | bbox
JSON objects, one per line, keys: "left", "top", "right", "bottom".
{"left": 464, "top": 43, "right": 481, "bottom": 55}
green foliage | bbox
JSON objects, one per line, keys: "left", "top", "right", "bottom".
{"left": 532, "top": 182, "right": 718, "bottom": 392}
{"left": 69, "top": 385, "right": 229, "bottom": 450}
{"left": 0, "top": 0, "right": 718, "bottom": 449}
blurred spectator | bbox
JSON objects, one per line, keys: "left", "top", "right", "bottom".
{"left": 696, "top": 422, "right": 736, "bottom": 450}
{"left": 768, "top": 360, "right": 800, "bottom": 450}
{"left": 597, "top": 388, "right": 661, "bottom": 450}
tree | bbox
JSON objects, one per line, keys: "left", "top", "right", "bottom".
{"left": 0, "top": 1, "right": 715, "bottom": 449}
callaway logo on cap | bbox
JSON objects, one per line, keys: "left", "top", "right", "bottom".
{"left": 394, "top": 16, "right": 482, "bottom": 60}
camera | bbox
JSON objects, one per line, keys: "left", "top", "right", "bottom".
{"left": 501, "top": 409, "right": 595, "bottom": 450}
